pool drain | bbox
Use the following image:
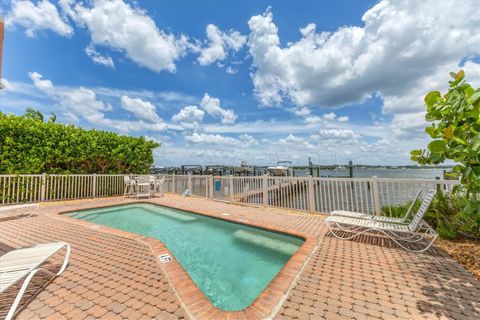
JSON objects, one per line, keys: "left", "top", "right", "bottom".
{"left": 159, "top": 254, "right": 172, "bottom": 263}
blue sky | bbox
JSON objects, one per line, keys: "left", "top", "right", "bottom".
{"left": 1, "top": 0, "right": 480, "bottom": 166}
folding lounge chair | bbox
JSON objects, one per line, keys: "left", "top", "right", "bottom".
{"left": 331, "top": 189, "right": 423, "bottom": 223}
{"left": 325, "top": 190, "right": 437, "bottom": 252}
{"left": 0, "top": 204, "right": 38, "bottom": 220}
{"left": 0, "top": 242, "right": 71, "bottom": 320}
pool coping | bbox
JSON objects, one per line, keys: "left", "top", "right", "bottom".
{"left": 50, "top": 198, "right": 319, "bottom": 320}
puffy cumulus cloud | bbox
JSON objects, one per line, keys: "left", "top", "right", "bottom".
{"left": 322, "top": 112, "right": 349, "bottom": 122}
{"left": 171, "top": 105, "right": 205, "bottom": 130}
{"left": 85, "top": 44, "right": 114, "bottom": 68}
{"left": 317, "top": 129, "right": 359, "bottom": 140}
{"left": 28, "top": 72, "right": 54, "bottom": 92}
{"left": 279, "top": 134, "right": 304, "bottom": 144}
{"left": 121, "top": 95, "right": 161, "bottom": 122}
{"left": 197, "top": 24, "right": 247, "bottom": 66}
{"left": 7, "top": 0, "right": 73, "bottom": 37}
{"left": 292, "top": 108, "right": 349, "bottom": 125}
{"left": 239, "top": 134, "right": 259, "bottom": 145}
{"left": 64, "top": 0, "right": 190, "bottom": 72}
{"left": 28, "top": 71, "right": 167, "bottom": 133}
{"left": 185, "top": 133, "right": 240, "bottom": 145}
{"left": 247, "top": 2, "right": 480, "bottom": 113}
{"left": 278, "top": 134, "right": 316, "bottom": 150}
{"left": 200, "top": 93, "right": 238, "bottom": 124}
{"left": 323, "top": 112, "right": 337, "bottom": 121}
{"left": 225, "top": 66, "right": 238, "bottom": 75}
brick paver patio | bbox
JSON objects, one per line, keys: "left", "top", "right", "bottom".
{"left": 0, "top": 195, "right": 479, "bottom": 319}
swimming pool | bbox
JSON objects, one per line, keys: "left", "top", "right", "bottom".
{"left": 67, "top": 203, "right": 304, "bottom": 311}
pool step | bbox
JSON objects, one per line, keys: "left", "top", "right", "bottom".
{"left": 233, "top": 230, "right": 299, "bottom": 256}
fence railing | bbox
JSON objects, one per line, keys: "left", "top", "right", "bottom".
{"left": 0, "top": 174, "right": 460, "bottom": 216}
{"left": 0, "top": 174, "right": 124, "bottom": 205}
{"left": 164, "top": 175, "right": 460, "bottom": 216}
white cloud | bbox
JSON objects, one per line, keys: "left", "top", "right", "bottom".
{"left": 238, "top": 134, "right": 258, "bottom": 145}
{"left": 197, "top": 24, "right": 246, "bottom": 66}
{"left": 28, "top": 72, "right": 168, "bottom": 133}
{"left": 200, "top": 93, "right": 238, "bottom": 124}
{"left": 28, "top": 72, "right": 54, "bottom": 92}
{"left": 293, "top": 107, "right": 311, "bottom": 117}
{"left": 247, "top": 2, "right": 480, "bottom": 114}
{"left": 337, "top": 116, "right": 349, "bottom": 122}
{"left": 85, "top": 44, "right": 115, "bottom": 68}
{"left": 7, "top": 0, "right": 73, "bottom": 37}
{"left": 279, "top": 134, "right": 304, "bottom": 144}
{"left": 185, "top": 133, "right": 240, "bottom": 145}
{"left": 65, "top": 0, "right": 190, "bottom": 72}
{"left": 323, "top": 112, "right": 337, "bottom": 120}
{"left": 121, "top": 95, "right": 161, "bottom": 122}
{"left": 226, "top": 66, "right": 238, "bottom": 75}
{"left": 317, "top": 129, "right": 359, "bottom": 139}
{"left": 171, "top": 105, "right": 205, "bottom": 129}
{"left": 304, "top": 116, "right": 322, "bottom": 124}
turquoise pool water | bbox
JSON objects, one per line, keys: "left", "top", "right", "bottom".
{"left": 67, "top": 203, "right": 304, "bottom": 310}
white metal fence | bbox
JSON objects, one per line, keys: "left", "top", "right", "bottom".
{"left": 0, "top": 174, "right": 460, "bottom": 216}
{"left": 0, "top": 174, "right": 124, "bottom": 205}
{"left": 164, "top": 175, "right": 460, "bottom": 216}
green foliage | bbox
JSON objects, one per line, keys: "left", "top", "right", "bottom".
{"left": 0, "top": 111, "right": 159, "bottom": 174}
{"left": 410, "top": 70, "right": 480, "bottom": 239}
{"left": 382, "top": 192, "right": 479, "bottom": 240}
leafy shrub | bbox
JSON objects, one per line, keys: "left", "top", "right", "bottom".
{"left": 0, "top": 111, "right": 159, "bottom": 174}
{"left": 410, "top": 70, "right": 480, "bottom": 240}
{"left": 382, "top": 191, "right": 479, "bottom": 240}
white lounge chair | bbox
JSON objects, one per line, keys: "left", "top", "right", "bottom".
{"left": 0, "top": 242, "right": 70, "bottom": 320}
{"left": 326, "top": 190, "right": 437, "bottom": 252}
{"left": 331, "top": 189, "right": 423, "bottom": 223}
{"left": 0, "top": 204, "right": 38, "bottom": 220}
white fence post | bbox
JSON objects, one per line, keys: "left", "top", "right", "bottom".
{"left": 372, "top": 176, "right": 381, "bottom": 215}
{"left": 172, "top": 174, "right": 176, "bottom": 194}
{"left": 92, "top": 173, "right": 97, "bottom": 198}
{"left": 307, "top": 175, "right": 315, "bottom": 212}
{"left": 187, "top": 173, "right": 192, "bottom": 193}
{"left": 262, "top": 176, "right": 268, "bottom": 206}
{"left": 40, "top": 173, "right": 46, "bottom": 202}
{"left": 229, "top": 175, "right": 234, "bottom": 202}
{"left": 209, "top": 175, "right": 214, "bottom": 199}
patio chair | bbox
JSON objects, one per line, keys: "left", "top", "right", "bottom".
{"left": 135, "top": 175, "right": 152, "bottom": 199}
{"left": 152, "top": 176, "right": 165, "bottom": 197}
{"left": 0, "top": 242, "right": 70, "bottom": 320}
{"left": 0, "top": 204, "right": 38, "bottom": 220}
{"left": 325, "top": 190, "right": 437, "bottom": 252}
{"left": 123, "top": 176, "right": 135, "bottom": 197}
{"left": 331, "top": 189, "right": 423, "bottom": 223}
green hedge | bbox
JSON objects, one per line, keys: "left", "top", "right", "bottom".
{"left": 0, "top": 112, "right": 159, "bottom": 174}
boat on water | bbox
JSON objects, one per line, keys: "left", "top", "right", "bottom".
{"left": 267, "top": 161, "right": 292, "bottom": 176}
{"left": 232, "top": 161, "right": 255, "bottom": 175}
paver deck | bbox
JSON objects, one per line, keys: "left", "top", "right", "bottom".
{"left": 0, "top": 194, "right": 479, "bottom": 319}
